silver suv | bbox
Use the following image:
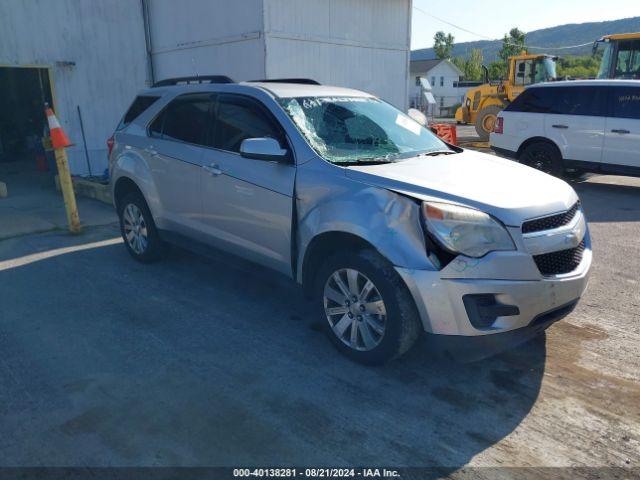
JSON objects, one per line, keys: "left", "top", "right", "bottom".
{"left": 109, "top": 77, "right": 592, "bottom": 364}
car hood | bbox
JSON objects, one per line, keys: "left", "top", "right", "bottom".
{"left": 345, "top": 149, "right": 578, "bottom": 226}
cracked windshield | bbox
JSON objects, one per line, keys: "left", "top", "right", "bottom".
{"left": 279, "top": 96, "right": 451, "bottom": 164}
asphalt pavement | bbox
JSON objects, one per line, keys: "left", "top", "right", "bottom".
{"left": 0, "top": 175, "right": 638, "bottom": 476}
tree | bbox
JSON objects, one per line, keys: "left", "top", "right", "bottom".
{"left": 465, "top": 49, "right": 484, "bottom": 81}
{"left": 452, "top": 49, "right": 485, "bottom": 81}
{"left": 434, "top": 31, "right": 455, "bottom": 59}
{"left": 498, "top": 28, "right": 527, "bottom": 63}
{"left": 557, "top": 54, "right": 601, "bottom": 79}
{"left": 488, "top": 61, "right": 507, "bottom": 80}
{"left": 489, "top": 28, "right": 527, "bottom": 79}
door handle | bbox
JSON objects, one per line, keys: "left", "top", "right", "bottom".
{"left": 551, "top": 124, "right": 569, "bottom": 129}
{"left": 144, "top": 146, "right": 158, "bottom": 156}
{"left": 202, "top": 163, "right": 222, "bottom": 176}
{"left": 611, "top": 129, "right": 630, "bottom": 134}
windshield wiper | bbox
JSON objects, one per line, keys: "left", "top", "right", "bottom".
{"left": 336, "top": 152, "right": 402, "bottom": 165}
{"left": 417, "top": 150, "right": 457, "bottom": 157}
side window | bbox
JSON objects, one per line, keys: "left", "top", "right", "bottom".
{"left": 613, "top": 40, "right": 640, "bottom": 79}
{"left": 212, "top": 94, "right": 284, "bottom": 153}
{"left": 472, "top": 91, "right": 481, "bottom": 110}
{"left": 506, "top": 88, "right": 552, "bottom": 113}
{"left": 118, "top": 95, "right": 160, "bottom": 130}
{"left": 149, "top": 109, "right": 165, "bottom": 138}
{"left": 514, "top": 60, "right": 535, "bottom": 86}
{"left": 609, "top": 87, "right": 640, "bottom": 120}
{"left": 547, "top": 87, "right": 607, "bottom": 117}
{"left": 162, "top": 94, "right": 212, "bottom": 145}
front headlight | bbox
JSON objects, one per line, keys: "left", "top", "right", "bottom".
{"left": 422, "top": 202, "right": 515, "bottom": 258}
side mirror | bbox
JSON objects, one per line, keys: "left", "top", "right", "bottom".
{"left": 407, "top": 108, "right": 427, "bottom": 126}
{"left": 240, "top": 137, "right": 288, "bottom": 162}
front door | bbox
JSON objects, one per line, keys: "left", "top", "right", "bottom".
{"left": 602, "top": 86, "right": 640, "bottom": 171}
{"left": 199, "top": 93, "right": 296, "bottom": 275}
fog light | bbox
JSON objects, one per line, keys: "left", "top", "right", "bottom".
{"left": 463, "top": 294, "right": 520, "bottom": 329}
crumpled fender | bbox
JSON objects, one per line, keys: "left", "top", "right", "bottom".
{"left": 295, "top": 167, "right": 435, "bottom": 283}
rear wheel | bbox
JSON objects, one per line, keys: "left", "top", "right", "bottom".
{"left": 315, "top": 249, "right": 421, "bottom": 365}
{"left": 474, "top": 105, "right": 502, "bottom": 141}
{"left": 519, "top": 142, "right": 563, "bottom": 177}
{"left": 118, "top": 192, "right": 165, "bottom": 262}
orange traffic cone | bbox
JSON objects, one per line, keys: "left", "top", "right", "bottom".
{"left": 45, "top": 104, "right": 73, "bottom": 149}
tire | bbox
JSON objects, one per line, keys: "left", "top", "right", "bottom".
{"left": 563, "top": 169, "right": 587, "bottom": 181}
{"left": 314, "top": 249, "right": 421, "bottom": 365}
{"left": 118, "top": 192, "right": 165, "bottom": 263}
{"left": 519, "top": 141, "right": 563, "bottom": 177}
{"left": 474, "top": 105, "right": 502, "bottom": 141}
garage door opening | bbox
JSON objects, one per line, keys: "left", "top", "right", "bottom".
{"left": 0, "top": 66, "right": 55, "bottom": 186}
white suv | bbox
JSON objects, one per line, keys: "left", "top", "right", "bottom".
{"left": 490, "top": 80, "right": 640, "bottom": 177}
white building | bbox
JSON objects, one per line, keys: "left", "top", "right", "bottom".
{"left": 0, "top": 0, "right": 412, "bottom": 177}
{"left": 408, "top": 58, "right": 465, "bottom": 117}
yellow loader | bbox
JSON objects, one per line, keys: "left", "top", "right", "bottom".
{"left": 455, "top": 54, "right": 558, "bottom": 141}
{"left": 593, "top": 32, "right": 640, "bottom": 79}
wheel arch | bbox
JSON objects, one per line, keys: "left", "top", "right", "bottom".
{"left": 301, "top": 231, "right": 381, "bottom": 298}
{"left": 113, "top": 176, "right": 145, "bottom": 212}
{"left": 516, "top": 136, "right": 563, "bottom": 160}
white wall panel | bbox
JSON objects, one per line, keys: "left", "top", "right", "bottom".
{"left": 0, "top": 0, "right": 148, "bottom": 175}
{"left": 0, "top": 0, "right": 412, "bottom": 173}
{"left": 149, "top": 0, "right": 266, "bottom": 81}
{"left": 264, "top": 0, "right": 411, "bottom": 109}
{"left": 265, "top": 36, "right": 409, "bottom": 109}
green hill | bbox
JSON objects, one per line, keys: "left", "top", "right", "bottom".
{"left": 411, "top": 16, "right": 640, "bottom": 61}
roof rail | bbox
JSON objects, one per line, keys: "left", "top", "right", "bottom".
{"left": 248, "top": 78, "right": 321, "bottom": 85}
{"left": 152, "top": 75, "right": 234, "bottom": 87}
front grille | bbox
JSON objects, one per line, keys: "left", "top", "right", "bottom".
{"left": 522, "top": 201, "right": 580, "bottom": 234}
{"left": 533, "top": 240, "right": 585, "bottom": 276}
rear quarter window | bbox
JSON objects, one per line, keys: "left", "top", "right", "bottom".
{"left": 609, "top": 86, "right": 640, "bottom": 119}
{"left": 117, "top": 95, "right": 161, "bottom": 130}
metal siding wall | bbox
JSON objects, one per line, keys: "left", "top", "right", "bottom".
{"left": 0, "top": 0, "right": 148, "bottom": 175}
{"left": 148, "top": 0, "right": 267, "bottom": 81}
{"left": 264, "top": 0, "right": 411, "bottom": 109}
{"left": 266, "top": 37, "right": 409, "bottom": 108}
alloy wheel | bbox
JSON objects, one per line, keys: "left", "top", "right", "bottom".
{"left": 323, "top": 268, "right": 387, "bottom": 351}
{"left": 524, "top": 149, "right": 552, "bottom": 173}
{"left": 122, "top": 203, "right": 148, "bottom": 255}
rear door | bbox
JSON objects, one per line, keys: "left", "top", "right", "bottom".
{"left": 602, "top": 86, "right": 640, "bottom": 171}
{"left": 198, "top": 93, "right": 296, "bottom": 275}
{"left": 493, "top": 88, "right": 548, "bottom": 153}
{"left": 544, "top": 86, "right": 607, "bottom": 165}
{"left": 145, "top": 93, "right": 213, "bottom": 234}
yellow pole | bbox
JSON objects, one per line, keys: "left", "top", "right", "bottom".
{"left": 53, "top": 147, "right": 81, "bottom": 234}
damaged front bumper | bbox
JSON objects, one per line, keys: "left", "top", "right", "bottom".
{"left": 395, "top": 233, "right": 592, "bottom": 360}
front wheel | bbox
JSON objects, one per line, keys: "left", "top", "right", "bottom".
{"left": 315, "top": 250, "right": 421, "bottom": 365}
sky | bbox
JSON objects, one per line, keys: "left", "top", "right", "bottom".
{"left": 411, "top": 0, "right": 640, "bottom": 50}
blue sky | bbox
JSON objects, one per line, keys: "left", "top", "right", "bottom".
{"left": 411, "top": 0, "right": 640, "bottom": 49}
